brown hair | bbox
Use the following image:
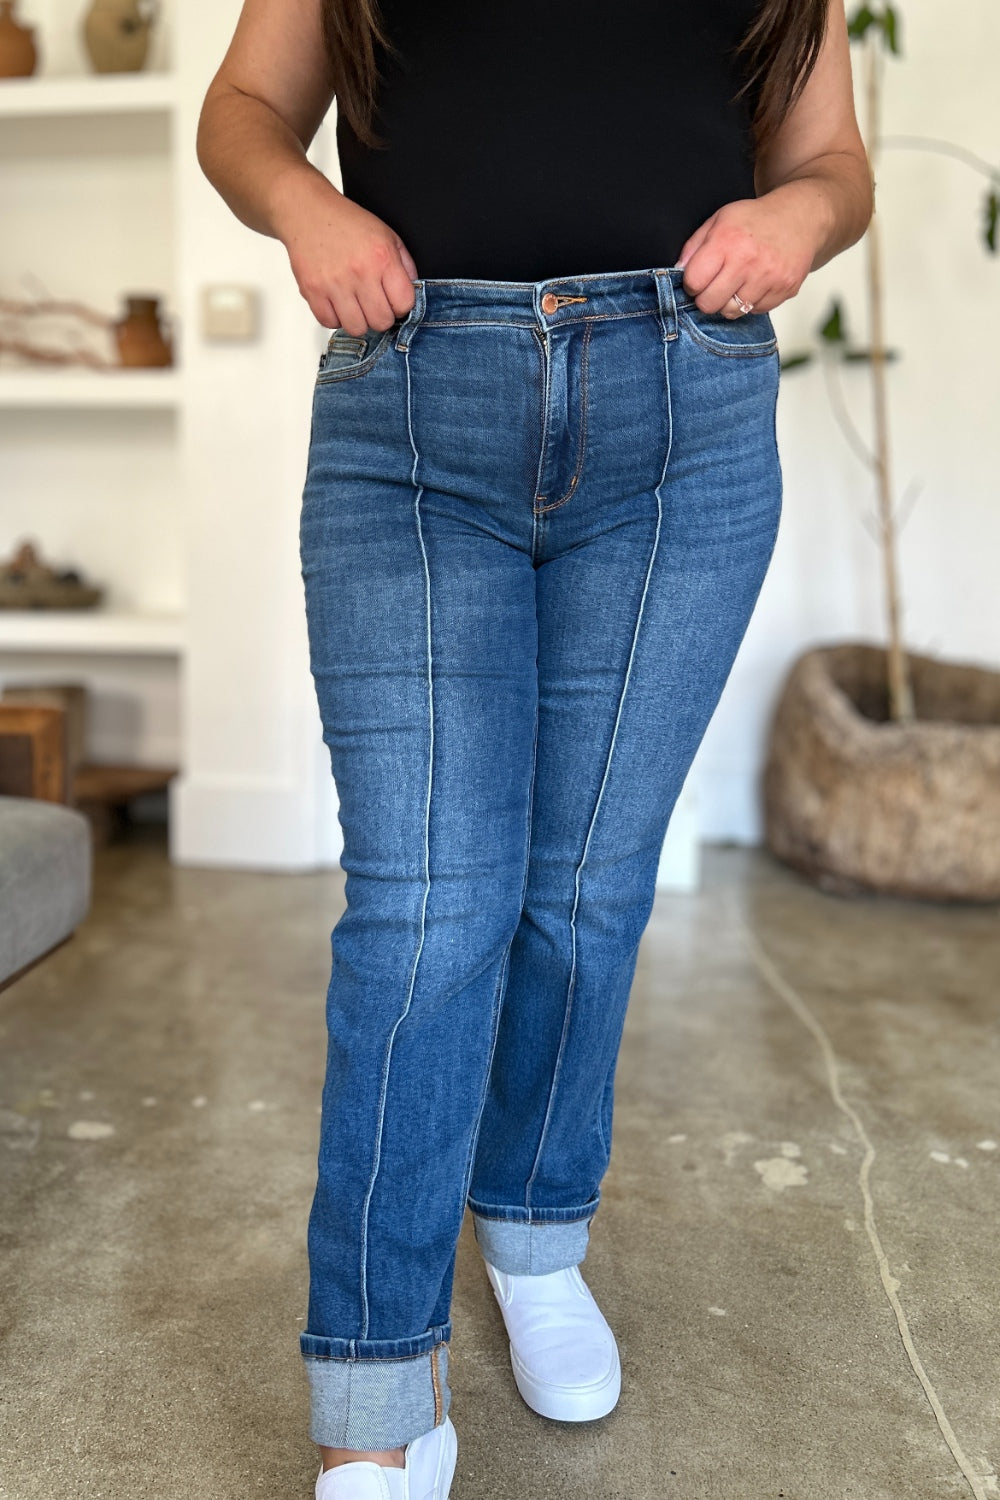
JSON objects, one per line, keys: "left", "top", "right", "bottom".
{"left": 322, "top": 0, "right": 831, "bottom": 158}
{"left": 730, "top": 0, "right": 832, "bottom": 160}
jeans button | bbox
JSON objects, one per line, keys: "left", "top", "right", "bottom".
{"left": 540, "top": 293, "right": 559, "bottom": 315}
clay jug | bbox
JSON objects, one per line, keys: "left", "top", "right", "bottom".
{"left": 113, "top": 295, "right": 173, "bottom": 368}
{"left": 82, "top": 0, "right": 157, "bottom": 74}
{"left": 0, "top": 0, "right": 38, "bottom": 78}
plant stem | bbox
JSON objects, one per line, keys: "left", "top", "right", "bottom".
{"left": 877, "top": 134, "right": 998, "bottom": 181}
{"left": 864, "top": 33, "right": 914, "bottom": 723}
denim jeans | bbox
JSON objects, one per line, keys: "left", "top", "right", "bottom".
{"left": 297, "top": 265, "right": 782, "bottom": 1450}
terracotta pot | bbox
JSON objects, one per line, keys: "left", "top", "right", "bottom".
{"left": 113, "top": 294, "right": 173, "bottom": 368}
{"left": 763, "top": 643, "right": 1000, "bottom": 903}
{"left": 82, "top": 0, "right": 157, "bottom": 74}
{"left": 0, "top": 0, "right": 38, "bottom": 78}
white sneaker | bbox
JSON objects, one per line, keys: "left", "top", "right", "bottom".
{"left": 483, "top": 1260, "right": 621, "bottom": 1421}
{"left": 315, "top": 1416, "right": 457, "bottom": 1500}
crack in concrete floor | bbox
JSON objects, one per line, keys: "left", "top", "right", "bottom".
{"left": 742, "top": 918, "right": 993, "bottom": 1500}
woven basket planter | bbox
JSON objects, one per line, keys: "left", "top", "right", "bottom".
{"left": 763, "top": 643, "right": 1000, "bottom": 902}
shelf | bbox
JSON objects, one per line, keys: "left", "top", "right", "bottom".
{"left": 0, "top": 610, "right": 186, "bottom": 655}
{"left": 0, "top": 369, "right": 181, "bottom": 410}
{"left": 0, "top": 72, "right": 176, "bottom": 119}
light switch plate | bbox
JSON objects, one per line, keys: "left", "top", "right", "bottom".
{"left": 201, "top": 284, "right": 260, "bottom": 341}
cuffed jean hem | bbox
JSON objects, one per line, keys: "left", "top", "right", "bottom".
{"left": 300, "top": 1329, "right": 451, "bottom": 1450}
{"left": 468, "top": 1197, "right": 598, "bottom": 1274}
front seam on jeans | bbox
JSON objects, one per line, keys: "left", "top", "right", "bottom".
{"left": 355, "top": 337, "right": 436, "bottom": 1341}
{"left": 523, "top": 299, "right": 674, "bottom": 1212}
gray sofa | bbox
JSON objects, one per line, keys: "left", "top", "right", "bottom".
{"left": 0, "top": 703, "right": 92, "bottom": 992}
{"left": 0, "top": 796, "right": 92, "bottom": 989}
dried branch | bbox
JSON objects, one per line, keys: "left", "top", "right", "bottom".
{"left": 0, "top": 295, "right": 113, "bottom": 327}
{"left": 877, "top": 134, "right": 998, "bottom": 180}
{"left": 0, "top": 337, "right": 113, "bottom": 369}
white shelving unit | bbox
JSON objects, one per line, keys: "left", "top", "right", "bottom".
{"left": 0, "top": 27, "right": 185, "bottom": 771}
{"left": 0, "top": 610, "right": 185, "bottom": 655}
{"left": 0, "top": 71, "right": 177, "bottom": 118}
{"left": 6, "top": 4, "right": 347, "bottom": 867}
{"left": 0, "top": 368, "right": 182, "bottom": 409}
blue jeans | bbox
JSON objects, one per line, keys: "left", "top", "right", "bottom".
{"left": 297, "top": 265, "right": 782, "bottom": 1450}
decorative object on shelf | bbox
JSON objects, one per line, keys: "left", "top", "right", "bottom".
{"left": 0, "top": 288, "right": 175, "bottom": 368}
{"left": 82, "top": 0, "right": 157, "bottom": 75}
{"left": 0, "top": 540, "right": 104, "bottom": 610}
{"left": 0, "top": 0, "right": 37, "bottom": 78}
{"left": 113, "top": 293, "right": 173, "bottom": 366}
{"left": 0, "top": 292, "right": 111, "bottom": 367}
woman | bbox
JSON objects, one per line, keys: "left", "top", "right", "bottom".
{"left": 197, "top": 2, "right": 872, "bottom": 1493}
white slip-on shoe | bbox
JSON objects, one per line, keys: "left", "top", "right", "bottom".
{"left": 315, "top": 1415, "right": 458, "bottom": 1500}
{"left": 483, "top": 1260, "right": 621, "bottom": 1422}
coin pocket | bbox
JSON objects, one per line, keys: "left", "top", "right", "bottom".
{"left": 316, "top": 325, "right": 395, "bottom": 383}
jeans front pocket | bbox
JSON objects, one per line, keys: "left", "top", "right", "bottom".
{"left": 315, "top": 324, "right": 397, "bottom": 384}
{"left": 678, "top": 304, "right": 777, "bottom": 359}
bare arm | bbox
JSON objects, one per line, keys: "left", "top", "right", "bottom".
{"left": 196, "top": 0, "right": 417, "bottom": 336}
{"left": 753, "top": 0, "right": 875, "bottom": 269}
{"left": 679, "top": 0, "right": 874, "bottom": 314}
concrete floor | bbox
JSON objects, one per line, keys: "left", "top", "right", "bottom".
{"left": 1, "top": 830, "right": 998, "bottom": 1500}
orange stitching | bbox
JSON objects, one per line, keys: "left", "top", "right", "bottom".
{"left": 431, "top": 1343, "right": 444, "bottom": 1424}
{"left": 534, "top": 471, "right": 579, "bottom": 515}
{"left": 533, "top": 320, "right": 592, "bottom": 514}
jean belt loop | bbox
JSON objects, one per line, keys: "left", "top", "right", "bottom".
{"left": 654, "top": 268, "right": 679, "bottom": 343}
{"left": 396, "top": 280, "right": 427, "bottom": 352}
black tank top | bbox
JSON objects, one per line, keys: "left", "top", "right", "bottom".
{"left": 335, "top": 0, "right": 765, "bottom": 282}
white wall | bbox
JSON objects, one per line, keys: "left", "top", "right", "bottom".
{"left": 169, "top": 0, "right": 328, "bottom": 867}
{"left": 696, "top": 0, "right": 1000, "bottom": 842}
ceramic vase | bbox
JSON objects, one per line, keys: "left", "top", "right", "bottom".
{"left": 0, "top": 0, "right": 38, "bottom": 78}
{"left": 82, "top": 0, "right": 157, "bottom": 74}
{"left": 113, "top": 295, "right": 173, "bottom": 368}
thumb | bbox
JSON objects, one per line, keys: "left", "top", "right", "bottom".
{"left": 396, "top": 238, "right": 419, "bottom": 280}
{"left": 675, "top": 215, "right": 715, "bottom": 279}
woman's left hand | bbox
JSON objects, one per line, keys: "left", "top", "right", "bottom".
{"left": 676, "top": 190, "right": 823, "bottom": 318}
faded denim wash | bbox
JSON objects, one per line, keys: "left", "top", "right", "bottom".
{"left": 297, "top": 265, "right": 783, "bottom": 1450}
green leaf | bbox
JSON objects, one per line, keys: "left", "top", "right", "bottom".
{"left": 847, "top": 5, "right": 876, "bottom": 40}
{"left": 819, "top": 299, "right": 848, "bottom": 344}
{"left": 778, "top": 352, "right": 815, "bottom": 372}
{"left": 883, "top": 4, "right": 901, "bottom": 54}
{"left": 848, "top": 3, "right": 902, "bottom": 53}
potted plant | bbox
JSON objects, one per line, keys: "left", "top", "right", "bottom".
{"left": 762, "top": 2, "right": 1000, "bottom": 902}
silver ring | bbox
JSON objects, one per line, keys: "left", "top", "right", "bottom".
{"left": 732, "top": 293, "right": 754, "bottom": 316}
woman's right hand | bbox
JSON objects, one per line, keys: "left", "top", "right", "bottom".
{"left": 276, "top": 168, "right": 418, "bottom": 337}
